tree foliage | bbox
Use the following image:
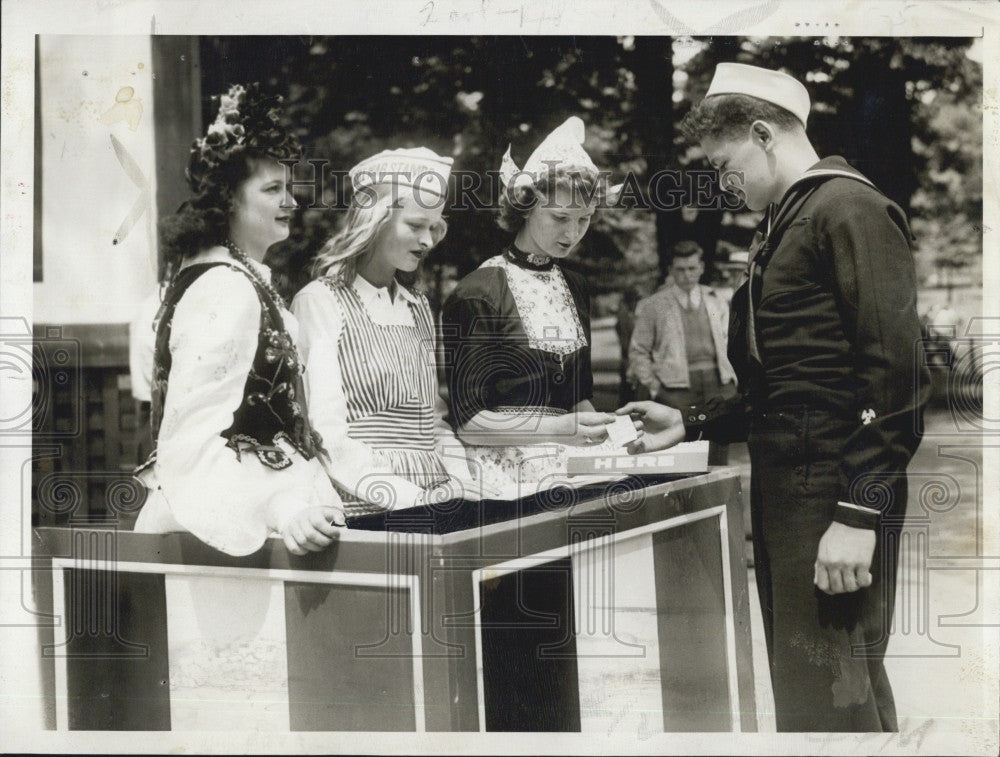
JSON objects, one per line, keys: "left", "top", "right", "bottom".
{"left": 678, "top": 36, "right": 982, "bottom": 284}
{"left": 196, "top": 35, "right": 982, "bottom": 311}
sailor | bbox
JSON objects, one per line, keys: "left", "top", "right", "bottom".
{"left": 620, "top": 62, "right": 931, "bottom": 732}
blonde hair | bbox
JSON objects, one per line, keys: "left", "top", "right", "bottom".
{"left": 312, "top": 183, "right": 448, "bottom": 286}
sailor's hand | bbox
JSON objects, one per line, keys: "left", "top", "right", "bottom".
{"left": 615, "top": 401, "right": 685, "bottom": 454}
{"left": 814, "top": 521, "right": 876, "bottom": 594}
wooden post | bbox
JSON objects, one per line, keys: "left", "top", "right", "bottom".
{"left": 150, "top": 36, "right": 202, "bottom": 281}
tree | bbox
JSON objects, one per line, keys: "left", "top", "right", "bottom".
{"left": 192, "top": 35, "right": 981, "bottom": 305}
{"left": 676, "top": 36, "right": 982, "bottom": 278}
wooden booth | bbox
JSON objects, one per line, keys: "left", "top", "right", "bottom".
{"left": 32, "top": 469, "right": 757, "bottom": 733}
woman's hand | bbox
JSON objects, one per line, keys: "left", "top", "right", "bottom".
{"left": 457, "top": 409, "right": 615, "bottom": 447}
{"left": 280, "top": 504, "right": 345, "bottom": 556}
{"left": 615, "top": 401, "right": 686, "bottom": 454}
{"left": 558, "top": 411, "right": 616, "bottom": 446}
{"left": 439, "top": 445, "right": 476, "bottom": 482}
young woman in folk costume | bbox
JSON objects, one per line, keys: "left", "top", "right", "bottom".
{"left": 292, "top": 148, "right": 476, "bottom": 518}
{"left": 135, "top": 84, "right": 344, "bottom": 556}
{"left": 441, "top": 117, "right": 634, "bottom": 490}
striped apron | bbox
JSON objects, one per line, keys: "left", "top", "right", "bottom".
{"left": 327, "top": 283, "right": 449, "bottom": 508}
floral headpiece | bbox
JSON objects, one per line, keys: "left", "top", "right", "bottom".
{"left": 185, "top": 83, "right": 301, "bottom": 194}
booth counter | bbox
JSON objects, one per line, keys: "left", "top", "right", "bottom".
{"left": 32, "top": 468, "right": 756, "bottom": 733}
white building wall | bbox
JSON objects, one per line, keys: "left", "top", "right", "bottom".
{"left": 34, "top": 35, "right": 159, "bottom": 325}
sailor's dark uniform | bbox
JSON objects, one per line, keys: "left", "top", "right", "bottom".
{"left": 686, "top": 156, "right": 931, "bottom": 731}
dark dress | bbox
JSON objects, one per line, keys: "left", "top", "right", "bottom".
{"left": 441, "top": 246, "right": 593, "bottom": 488}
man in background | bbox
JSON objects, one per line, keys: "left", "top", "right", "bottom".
{"left": 627, "top": 241, "right": 737, "bottom": 463}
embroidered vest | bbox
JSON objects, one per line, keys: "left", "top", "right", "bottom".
{"left": 143, "top": 262, "right": 323, "bottom": 472}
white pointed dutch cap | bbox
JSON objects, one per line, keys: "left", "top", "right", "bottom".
{"left": 349, "top": 146, "right": 454, "bottom": 198}
{"left": 499, "top": 116, "right": 622, "bottom": 197}
{"left": 705, "top": 63, "right": 811, "bottom": 126}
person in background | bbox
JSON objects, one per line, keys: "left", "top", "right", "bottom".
{"left": 619, "top": 63, "right": 929, "bottom": 732}
{"left": 922, "top": 301, "right": 962, "bottom": 367}
{"left": 134, "top": 83, "right": 344, "bottom": 556}
{"left": 441, "top": 117, "right": 628, "bottom": 491}
{"left": 627, "top": 241, "right": 737, "bottom": 464}
{"left": 292, "top": 148, "right": 478, "bottom": 518}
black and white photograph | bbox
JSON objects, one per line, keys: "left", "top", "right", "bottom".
{"left": 1, "top": 0, "right": 997, "bottom": 753}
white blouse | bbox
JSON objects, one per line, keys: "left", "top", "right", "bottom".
{"left": 135, "top": 249, "right": 340, "bottom": 556}
{"left": 292, "top": 276, "right": 470, "bottom": 509}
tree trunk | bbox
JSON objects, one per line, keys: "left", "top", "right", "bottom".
{"left": 843, "top": 44, "right": 915, "bottom": 215}
{"left": 685, "top": 37, "right": 746, "bottom": 281}
{"left": 631, "top": 37, "right": 683, "bottom": 284}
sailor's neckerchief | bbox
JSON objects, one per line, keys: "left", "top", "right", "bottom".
{"left": 743, "top": 162, "right": 877, "bottom": 366}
